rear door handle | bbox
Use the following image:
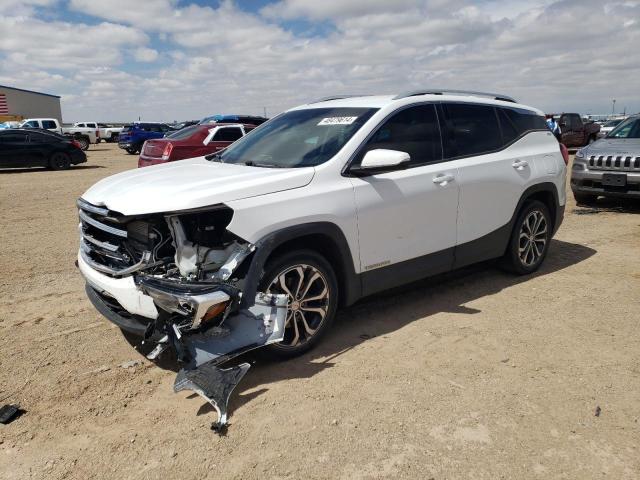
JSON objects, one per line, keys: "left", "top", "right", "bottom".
{"left": 512, "top": 160, "right": 528, "bottom": 170}
{"left": 433, "top": 173, "right": 455, "bottom": 185}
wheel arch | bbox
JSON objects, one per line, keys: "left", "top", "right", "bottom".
{"left": 516, "top": 182, "right": 560, "bottom": 234}
{"left": 240, "top": 222, "right": 361, "bottom": 309}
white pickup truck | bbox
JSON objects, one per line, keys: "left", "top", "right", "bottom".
{"left": 74, "top": 122, "right": 124, "bottom": 143}
{"left": 18, "top": 118, "right": 99, "bottom": 150}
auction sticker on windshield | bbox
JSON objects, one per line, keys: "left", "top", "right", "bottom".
{"left": 318, "top": 117, "right": 358, "bottom": 126}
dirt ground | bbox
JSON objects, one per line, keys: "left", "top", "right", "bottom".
{"left": 0, "top": 143, "right": 639, "bottom": 479}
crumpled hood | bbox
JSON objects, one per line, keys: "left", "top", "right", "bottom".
{"left": 81, "top": 157, "right": 315, "bottom": 215}
{"left": 581, "top": 138, "right": 640, "bottom": 157}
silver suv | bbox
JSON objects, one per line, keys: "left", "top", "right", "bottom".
{"left": 571, "top": 115, "right": 640, "bottom": 204}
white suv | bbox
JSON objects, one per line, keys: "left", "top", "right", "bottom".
{"left": 77, "top": 90, "right": 566, "bottom": 425}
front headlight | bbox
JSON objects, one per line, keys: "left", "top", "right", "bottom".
{"left": 575, "top": 149, "right": 585, "bottom": 159}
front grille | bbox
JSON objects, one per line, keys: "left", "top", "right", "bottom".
{"left": 78, "top": 199, "right": 150, "bottom": 276}
{"left": 588, "top": 155, "right": 640, "bottom": 172}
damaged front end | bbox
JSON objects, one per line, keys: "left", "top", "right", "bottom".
{"left": 77, "top": 198, "right": 287, "bottom": 430}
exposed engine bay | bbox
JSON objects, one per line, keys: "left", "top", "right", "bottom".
{"left": 77, "top": 198, "right": 287, "bottom": 431}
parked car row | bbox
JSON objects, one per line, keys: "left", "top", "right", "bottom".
{"left": 74, "top": 122, "right": 124, "bottom": 143}
{"left": 0, "top": 128, "right": 86, "bottom": 169}
{"left": 18, "top": 118, "right": 99, "bottom": 150}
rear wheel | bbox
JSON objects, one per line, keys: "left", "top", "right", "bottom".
{"left": 75, "top": 136, "right": 89, "bottom": 151}
{"left": 573, "top": 192, "right": 598, "bottom": 206}
{"left": 502, "top": 200, "right": 551, "bottom": 275}
{"left": 49, "top": 152, "right": 71, "bottom": 170}
{"left": 260, "top": 250, "right": 338, "bottom": 358}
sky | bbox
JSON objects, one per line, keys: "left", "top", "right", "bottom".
{"left": 0, "top": 0, "right": 638, "bottom": 122}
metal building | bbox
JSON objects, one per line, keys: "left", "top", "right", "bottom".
{"left": 0, "top": 85, "right": 62, "bottom": 123}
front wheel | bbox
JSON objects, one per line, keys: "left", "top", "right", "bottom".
{"left": 502, "top": 200, "right": 552, "bottom": 275}
{"left": 125, "top": 147, "right": 138, "bottom": 155}
{"left": 260, "top": 250, "right": 338, "bottom": 358}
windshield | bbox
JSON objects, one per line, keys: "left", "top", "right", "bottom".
{"left": 607, "top": 117, "right": 640, "bottom": 139}
{"left": 218, "top": 107, "right": 378, "bottom": 168}
{"left": 604, "top": 119, "right": 622, "bottom": 128}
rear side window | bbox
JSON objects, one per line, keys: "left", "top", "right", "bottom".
{"left": 497, "top": 107, "right": 547, "bottom": 144}
{"left": 361, "top": 104, "right": 442, "bottom": 166}
{"left": 0, "top": 133, "right": 29, "bottom": 143}
{"left": 441, "top": 103, "right": 501, "bottom": 158}
{"left": 29, "top": 132, "right": 55, "bottom": 143}
{"left": 42, "top": 120, "right": 57, "bottom": 129}
{"left": 166, "top": 125, "right": 201, "bottom": 140}
{"left": 213, "top": 127, "right": 244, "bottom": 142}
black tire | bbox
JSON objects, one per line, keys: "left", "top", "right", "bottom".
{"left": 259, "top": 249, "right": 338, "bottom": 359}
{"left": 126, "top": 146, "right": 138, "bottom": 155}
{"left": 76, "top": 136, "right": 90, "bottom": 151}
{"left": 110, "top": 133, "right": 119, "bottom": 143}
{"left": 573, "top": 192, "right": 598, "bottom": 206}
{"left": 49, "top": 151, "right": 71, "bottom": 170}
{"left": 502, "top": 200, "right": 552, "bottom": 275}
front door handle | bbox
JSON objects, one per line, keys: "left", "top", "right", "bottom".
{"left": 433, "top": 174, "right": 455, "bottom": 185}
{"left": 512, "top": 159, "right": 529, "bottom": 170}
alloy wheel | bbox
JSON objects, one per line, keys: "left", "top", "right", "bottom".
{"left": 266, "top": 264, "right": 330, "bottom": 348}
{"left": 518, "top": 210, "right": 548, "bottom": 266}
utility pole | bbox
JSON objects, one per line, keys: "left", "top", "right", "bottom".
{"left": 263, "top": 106, "right": 267, "bottom": 118}
{"left": 611, "top": 99, "right": 616, "bottom": 114}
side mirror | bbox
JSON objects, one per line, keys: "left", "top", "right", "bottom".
{"left": 559, "top": 122, "right": 567, "bottom": 128}
{"left": 351, "top": 149, "right": 410, "bottom": 176}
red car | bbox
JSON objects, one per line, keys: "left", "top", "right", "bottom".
{"left": 137, "top": 123, "right": 255, "bottom": 168}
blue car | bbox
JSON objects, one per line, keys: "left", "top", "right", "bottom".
{"left": 118, "top": 122, "right": 175, "bottom": 154}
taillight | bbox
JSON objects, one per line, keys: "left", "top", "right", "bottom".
{"left": 161, "top": 142, "right": 173, "bottom": 161}
{"left": 96, "top": 130, "right": 100, "bottom": 138}
{"left": 559, "top": 143, "right": 569, "bottom": 165}
{"left": 71, "top": 139, "right": 81, "bottom": 149}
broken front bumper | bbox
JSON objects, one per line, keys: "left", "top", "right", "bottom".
{"left": 78, "top": 250, "right": 288, "bottom": 430}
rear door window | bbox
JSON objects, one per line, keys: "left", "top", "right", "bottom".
{"left": 28, "top": 132, "right": 54, "bottom": 143}
{"left": 41, "top": 120, "right": 57, "bottom": 129}
{"left": 213, "top": 127, "right": 244, "bottom": 142}
{"left": 440, "top": 103, "right": 502, "bottom": 158}
{"left": 497, "top": 107, "right": 547, "bottom": 144}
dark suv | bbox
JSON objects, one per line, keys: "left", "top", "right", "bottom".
{"left": 118, "top": 123, "right": 175, "bottom": 154}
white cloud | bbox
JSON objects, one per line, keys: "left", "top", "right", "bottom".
{"left": 1, "top": 0, "right": 638, "bottom": 122}
{"left": 260, "top": 0, "right": 422, "bottom": 20}
{"left": 133, "top": 47, "right": 159, "bottom": 62}
{"left": 0, "top": 16, "right": 148, "bottom": 70}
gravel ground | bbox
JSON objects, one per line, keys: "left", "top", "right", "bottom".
{"left": 0, "top": 143, "right": 639, "bottom": 479}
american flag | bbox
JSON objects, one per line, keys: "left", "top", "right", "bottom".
{"left": 0, "top": 94, "right": 8, "bottom": 114}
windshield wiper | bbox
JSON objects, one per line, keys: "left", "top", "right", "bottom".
{"left": 244, "top": 160, "right": 287, "bottom": 168}
{"left": 205, "top": 152, "right": 224, "bottom": 162}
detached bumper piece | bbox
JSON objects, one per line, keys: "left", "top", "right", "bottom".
{"left": 174, "top": 362, "right": 250, "bottom": 433}
{"left": 173, "top": 293, "right": 287, "bottom": 430}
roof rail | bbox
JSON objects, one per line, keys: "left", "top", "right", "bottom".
{"left": 308, "top": 95, "right": 370, "bottom": 104}
{"left": 393, "top": 89, "right": 517, "bottom": 103}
